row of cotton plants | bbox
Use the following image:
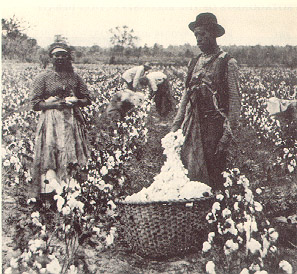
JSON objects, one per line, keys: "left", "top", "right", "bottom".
{"left": 2, "top": 64, "right": 151, "bottom": 273}
{"left": 2, "top": 64, "right": 295, "bottom": 273}
{"left": 202, "top": 168, "right": 293, "bottom": 274}
{"left": 5, "top": 172, "right": 117, "bottom": 274}
{"left": 239, "top": 68, "right": 297, "bottom": 173}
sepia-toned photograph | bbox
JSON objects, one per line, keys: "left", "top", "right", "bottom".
{"left": 2, "top": 1, "right": 297, "bottom": 273}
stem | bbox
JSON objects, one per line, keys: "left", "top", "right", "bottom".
{"left": 47, "top": 227, "right": 59, "bottom": 249}
{"left": 288, "top": 241, "right": 297, "bottom": 249}
{"left": 61, "top": 235, "right": 80, "bottom": 274}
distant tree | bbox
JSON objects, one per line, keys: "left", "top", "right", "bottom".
{"left": 75, "top": 51, "right": 83, "bottom": 59}
{"left": 184, "top": 48, "right": 194, "bottom": 58}
{"left": 89, "top": 45, "right": 101, "bottom": 53}
{"left": 2, "top": 15, "right": 30, "bottom": 39}
{"left": 142, "top": 44, "right": 151, "bottom": 56}
{"left": 109, "top": 25, "right": 138, "bottom": 57}
{"left": 2, "top": 15, "right": 39, "bottom": 61}
{"left": 152, "top": 43, "right": 164, "bottom": 56}
{"left": 134, "top": 46, "right": 142, "bottom": 59}
{"left": 53, "top": 34, "right": 68, "bottom": 44}
{"left": 38, "top": 48, "right": 50, "bottom": 69}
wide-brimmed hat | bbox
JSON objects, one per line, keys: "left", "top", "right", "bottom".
{"left": 48, "top": 42, "right": 72, "bottom": 57}
{"left": 188, "top": 12, "right": 225, "bottom": 37}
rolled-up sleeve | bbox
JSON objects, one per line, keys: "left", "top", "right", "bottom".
{"left": 227, "top": 58, "right": 241, "bottom": 130}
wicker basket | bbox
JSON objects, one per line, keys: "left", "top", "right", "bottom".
{"left": 116, "top": 196, "right": 213, "bottom": 259}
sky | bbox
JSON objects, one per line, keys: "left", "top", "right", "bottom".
{"left": 2, "top": 0, "right": 297, "bottom": 48}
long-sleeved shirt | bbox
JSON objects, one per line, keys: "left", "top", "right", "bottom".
{"left": 146, "top": 71, "right": 167, "bottom": 92}
{"left": 122, "top": 65, "right": 145, "bottom": 89}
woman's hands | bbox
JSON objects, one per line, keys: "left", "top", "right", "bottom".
{"left": 37, "top": 96, "right": 65, "bottom": 110}
{"left": 39, "top": 96, "right": 78, "bottom": 110}
{"left": 65, "top": 96, "right": 78, "bottom": 106}
{"left": 45, "top": 96, "right": 60, "bottom": 104}
{"left": 37, "top": 96, "right": 89, "bottom": 111}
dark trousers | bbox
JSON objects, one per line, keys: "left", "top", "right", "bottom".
{"left": 154, "top": 79, "right": 173, "bottom": 117}
{"left": 200, "top": 114, "right": 226, "bottom": 190}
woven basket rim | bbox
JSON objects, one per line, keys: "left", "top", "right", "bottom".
{"left": 115, "top": 195, "right": 213, "bottom": 205}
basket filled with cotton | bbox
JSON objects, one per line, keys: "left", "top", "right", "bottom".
{"left": 116, "top": 130, "right": 213, "bottom": 259}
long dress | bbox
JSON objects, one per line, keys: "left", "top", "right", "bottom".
{"left": 172, "top": 48, "right": 241, "bottom": 190}
{"left": 30, "top": 69, "right": 91, "bottom": 196}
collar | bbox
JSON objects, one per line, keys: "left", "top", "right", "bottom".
{"left": 201, "top": 46, "right": 220, "bottom": 58}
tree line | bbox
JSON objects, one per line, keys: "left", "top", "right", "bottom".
{"left": 2, "top": 17, "right": 297, "bottom": 67}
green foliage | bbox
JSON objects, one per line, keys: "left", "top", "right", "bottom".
{"left": 53, "top": 34, "right": 68, "bottom": 44}
{"left": 2, "top": 63, "right": 296, "bottom": 273}
{"left": 2, "top": 16, "right": 39, "bottom": 62}
{"left": 2, "top": 16, "right": 297, "bottom": 67}
{"left": 109, "top": 25, "right": 139, "bottom": 49}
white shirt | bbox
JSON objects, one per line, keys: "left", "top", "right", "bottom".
{"left": 146, "top": 71, "right": 167, "bottom": 92}
{"left": 266, "top": 97, "right": 297, "bottom": 115}
{"left": 122, "top": 65, "right": 145, "bottom": 89}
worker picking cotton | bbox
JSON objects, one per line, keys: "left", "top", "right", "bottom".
{"left": 139, "top": 71, "right": 174, "bottom": 118}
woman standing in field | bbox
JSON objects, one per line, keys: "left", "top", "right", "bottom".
{"left": 30, "top": 42, "right": 91, "bottom": 199}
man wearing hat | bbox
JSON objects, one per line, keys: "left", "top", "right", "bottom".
{"left": 172, "top": 13, "right": 241, "bottom": 191}
{"left": 121, "top": 62, "right": 152, "bottom": 91}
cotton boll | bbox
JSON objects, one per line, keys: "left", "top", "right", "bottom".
{"left": 208, "top": 232, "right": 215, "bottom": 243}
{"left": 222, "top": 208, "right": 232, "bottom": 218}
{"left": 254, "top": 201, "right": 263, "bottom": 212}
{"left": 125, "top": 131, "right": 212, "bottom": 202}
{"left": 247, "top": 238, "right": 261, "bottom": 254}
{"left": 212, "top": 202, "right": 221, "bottom": 214}
{"left": 202, "top": 241, "right": 212, "bottom": 252}
{"left": 205, "top": 261, "right": 216, "bottom": 274}
{"left": 239, "top": 268, "right": 249, "bottom": 274}
{"left": 279, "top": 260, "right": 293, "bottom": 274}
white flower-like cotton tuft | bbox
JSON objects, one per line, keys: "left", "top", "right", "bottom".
{"left": 125, "top": 129, "right": 212, "bottom": 202}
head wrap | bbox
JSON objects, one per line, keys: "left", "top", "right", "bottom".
{"left": 48, "top": 42, "right": 71, "bottom": 57}
{"left": 51, "top": 48, "right": 68, "bottom": 55}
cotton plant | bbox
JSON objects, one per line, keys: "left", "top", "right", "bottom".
{"left": 4, "top": 202, "right": 65, "bottom": 274}
{"left": 239, "top": 82, "right": 297, "bottom": 208}
{"left": 52, "top": 169, "right": 118, "bottom": 247}
{"left": 202, "top": 168, "right": 293, "bottom": 274}
{"left": 125, "top": 129, "right": 212, "bottom": 202}
{"left": 283, "top": 146, "right": 297, "bottom": 173}
{"left": 240, "top": 69, "right": 297, "bottom": 174}
{"left": 86, "top": 92, "right": 149, "bottom": 198}
{"left": 5, "top": 163, "right": 119, "bottom": 274}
